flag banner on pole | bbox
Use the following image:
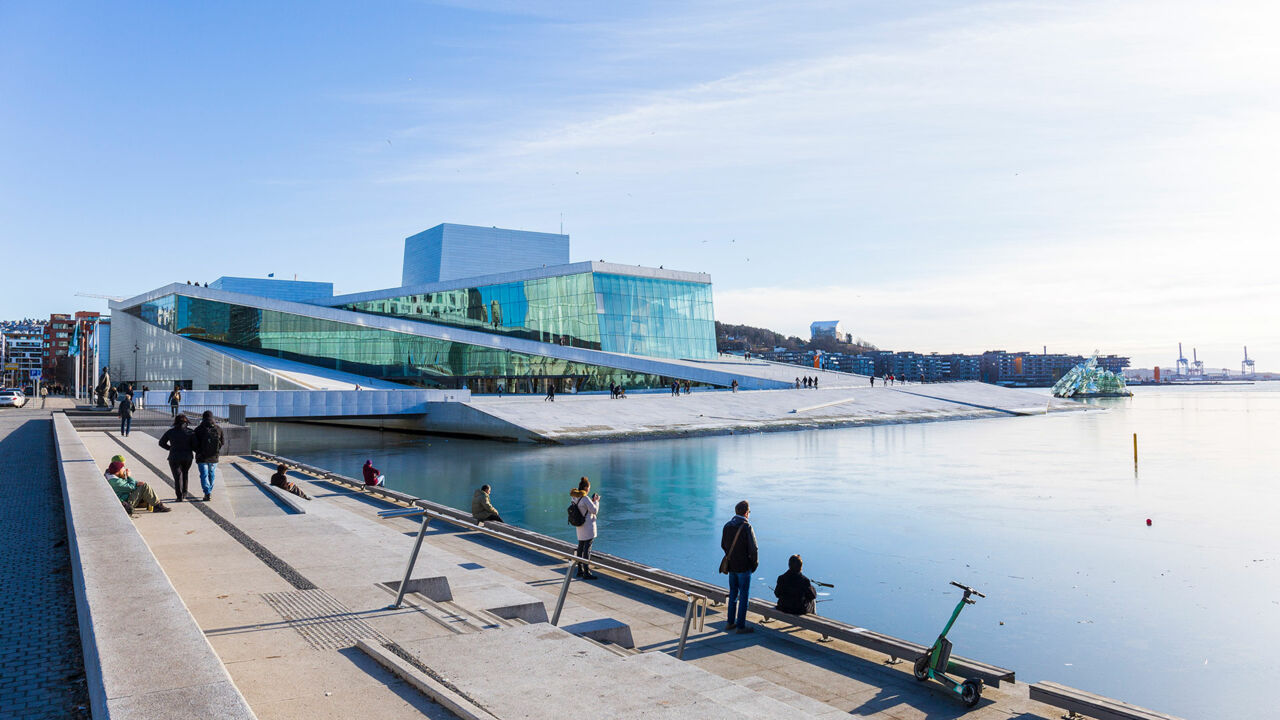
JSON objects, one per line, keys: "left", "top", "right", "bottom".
{"left": 68, "top": 320, "right": 80, "bottom": 356}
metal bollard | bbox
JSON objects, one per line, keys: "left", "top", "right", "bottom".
{"left": 550, "top": 561, "right": 576, "bottom": 626}
{"left": 393, "top": 512, "right": 431, "bottom": 608}
{"left": 676, "top": 595, "right": 696, "bottom": 659}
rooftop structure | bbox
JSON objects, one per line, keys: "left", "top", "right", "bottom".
{"left": 810, "top": 320, "right": 849, "bottom": 342}
{"left": 402, "top": 223, "right": 569, "bottom": 286}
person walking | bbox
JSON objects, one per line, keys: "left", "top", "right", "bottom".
{"left": 138, "top": 386, "right": 149, "bottom": 409}
{"left": 773, "top": 554, "right": 817, "bottom": 616}
{"left": 471, "top": 484, "right": 504, "bottom": 523}
{"left": 168, "top": 386, "right": 182, "bottom": 417}
{"left": 719, "top": 500, "right": 759, "bottom": 633}
{"left": 870, "top": 375, "right": 875, "bottom": 387}
{"left": 731, "top": 379, "right": 738, "bottom": 393}
{"left": 193, "top": 410, "right": 223, "bottom": 501}
{"left": 158, "top": 414, "right": 195, "bottom": 501}
{"left": 545, "top": 382, "right": 556, "bottom": 402}
{"left": 108, "top": 384, "right": 118, "bottom": 410}
{"left": 117, "top": 392, "right": 134, "bottom": 436}
{"left": 39, "top": 385, "right": 47, "bottom": 408}
{"left": 569, "top": 477, "right": 600, "bottom": 579}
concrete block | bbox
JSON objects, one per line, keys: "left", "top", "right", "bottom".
{"left": 560, "top": 617, "right": 635, "bottom": 648}
{"left": 383, "top": 575, "right": 453, "bottom": 602}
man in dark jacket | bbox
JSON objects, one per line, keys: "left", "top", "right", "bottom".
{"left": 720, "top": 500, "right": 759, "bottom": 633}
{"left": 774, "top": 554, "right": 817, "bottom": 616}
{"left": 158, "top": 414, "right": 196, "bottom": 501}
{"left": 193, "top": 411, "right": 224, "bottom": 501}
{"left": 117, "top": 393, "right": 134, "bottom": 436}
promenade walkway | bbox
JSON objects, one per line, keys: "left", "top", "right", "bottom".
{"left": 0, "top": 399, "right": 89, "bottom": 719}
{"left": 65, "top": 421, "right": 1077, "bottom": 720}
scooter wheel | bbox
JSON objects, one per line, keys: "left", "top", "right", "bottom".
{"left": 912, "top": 655, "right": 930, "bottom": 681}
{"left": 961, "top": 678, "right": 982, "bottom": 708}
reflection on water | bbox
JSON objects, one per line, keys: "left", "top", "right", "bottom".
{"left": 254, "top": 384, "right": 1280, "bottom": 719}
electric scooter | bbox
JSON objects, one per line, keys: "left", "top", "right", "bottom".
{"left": 913, "top": 581, "right": 986, "bottom": 708}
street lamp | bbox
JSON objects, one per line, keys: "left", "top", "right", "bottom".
{"left": 133, "top": 342, "right": 139, "bottom": 384}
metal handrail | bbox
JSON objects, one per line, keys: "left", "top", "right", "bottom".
{"left": 377, "top": 505, "right": 709, "bottom": 658}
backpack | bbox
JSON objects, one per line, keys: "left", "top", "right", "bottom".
{"left": 198, "top": 426, "right": 221, "bottom": 457}
{"left": 567, "top": 497, "right": 586, "bottom": 527}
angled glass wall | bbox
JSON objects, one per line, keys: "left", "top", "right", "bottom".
{"left": 123, "top": 294, "right": 694, "bottom": 392}
{"left": 337, "top": 271, "right": 716, "bottom": 360}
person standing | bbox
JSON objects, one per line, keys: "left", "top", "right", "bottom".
{"left": 193, "top": 410, "right": 223, "bottom": 501}
{"left": 545, "top": 382, "right": 556, "bottom": 402}
{"left": 569, "top": 477, "right": 600, "bottom": 579}
{"left": 117, "top": 392, "right": 134, "bottom": 436}
{"left": 108, "top": 384, "right": 118, "bottom": 410}
{"left": 158, "top": 414, "right": 195, "bottom": 501}
{"left": 168, "top": 386, "right": 182, "bottom": 417}
{"left": 39, "top": 385, "right": 47, "bottom": 408}
{"left": 471, "top": 484, "right": 504, "bottom": 523}
{"left": 719, "top": 500, "right": 759, "bottom": 633}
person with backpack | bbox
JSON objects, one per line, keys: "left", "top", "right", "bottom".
{"left": 719, "top": 500, "right": 759, "bottom": 633}
{"left": 193, "top": 410, "right": 224, "bottom": 501}
{"left": 158, "top": 413, "right": 196, "bottom": 501}
{"left": 568, "top": 476, "right": 600, "bottom": 580}
{"left": 168, "top": 386, "right": 182, "bottom": 417}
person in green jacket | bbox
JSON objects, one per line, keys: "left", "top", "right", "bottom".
{"left": 471, "top": 484, "right": 504, "bottom": 523}
{"left": 104, "top": 455, "right": 170, "bottom": 513}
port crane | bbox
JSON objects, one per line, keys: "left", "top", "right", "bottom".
{"left": 1191, "top": 348, "right": 1204, "bottom": 377}
{"left": 1175, "top": 343, "right": 1190, "bottom": 376}
{"left": 1243, "top": 346, "right": 1256, "bottom": 378}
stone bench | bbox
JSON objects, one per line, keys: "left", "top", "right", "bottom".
{"left": 1029, "top": 681, "right": 1185, "bottom": 720}
{"left": 53, "top": 413, "right": 255, "bottom": 719}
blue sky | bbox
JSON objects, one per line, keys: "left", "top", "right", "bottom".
{"left": 3, "top": 1, "right": 1277, "bottom": 369}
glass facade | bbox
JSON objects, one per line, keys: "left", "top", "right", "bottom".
{"left": 124, "top": 294, "right": 699, "bottom": 392}
{"left": 337, "top": 271, "right": 716, "bottom": 360}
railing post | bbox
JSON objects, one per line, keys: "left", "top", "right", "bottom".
{"left": 393, "top": 512, "right": 431, "bottom": 608}
{"left": 550, "top": 561, "right": 576, "bottom": 626}
{"left": 676, "top": 595, "right": 696, "bottom": 659}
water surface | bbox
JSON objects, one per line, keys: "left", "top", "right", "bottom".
{"left": 253, "top": 384, "right": 1280, "bottom": 719}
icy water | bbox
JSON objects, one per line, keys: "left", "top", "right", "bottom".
{"left": 254, "top": 384, "right": 1280, "bottom": 719}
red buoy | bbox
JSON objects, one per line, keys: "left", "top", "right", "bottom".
{"left": 1146, "top": 518, "right": 1152, "bottom": 526}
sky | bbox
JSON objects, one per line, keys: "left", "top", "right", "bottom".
{"left": 2, "top": 0, "right": 1277, "bottom": 370}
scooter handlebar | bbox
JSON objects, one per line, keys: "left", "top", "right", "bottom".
{"left": 950, "top": 581, "right": 986, "bottom": 598}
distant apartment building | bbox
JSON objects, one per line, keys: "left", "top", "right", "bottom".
{"left": 757, "top": 347, "right": 1126, "bottom": 386}
{"left": 2, "top": 325, "right": 45, "bottom": 387}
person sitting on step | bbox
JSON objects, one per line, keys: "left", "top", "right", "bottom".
{"left": 105, "top": 454, "right": 170, "bottom": 514}
{"left": 269, "top": 464, "right": 311, "bottom": 500}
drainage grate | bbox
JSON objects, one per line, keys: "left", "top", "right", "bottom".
{"left": 261, "top": 589, "right": 389, "bottom": 650}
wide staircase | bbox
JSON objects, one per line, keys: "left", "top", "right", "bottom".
{"left": 372, "top": 620, "right": 848, "bottom": 719}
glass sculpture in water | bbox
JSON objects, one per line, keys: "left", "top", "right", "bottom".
{"left": 1052, "top": 354, "right": 1132, "bottom": 398}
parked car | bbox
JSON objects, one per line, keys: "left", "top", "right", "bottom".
{"left": 0, "top": 389, "right": 28, "bottom": 408}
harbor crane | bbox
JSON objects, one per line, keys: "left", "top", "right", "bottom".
{"left": 1176, "top": 343, "right": 1190, "bottom": 376}
{"left": 1191, "top": 348, "right": 1204, "bottom": 377}
{"left": 1243, "top": 346, "right": 1255, "bottom": 378}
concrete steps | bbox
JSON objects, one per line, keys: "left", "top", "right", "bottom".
{"left": 393, "top": 622, "right": 845, "bottom": 719}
